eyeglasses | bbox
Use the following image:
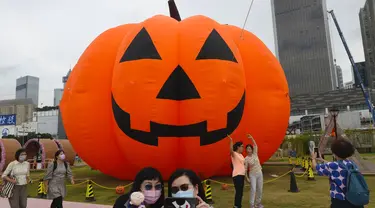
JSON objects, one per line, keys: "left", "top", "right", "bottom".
{"left": 144, "top": 184, "right": 163, "bottom": 191}
{"left": 171, "top": 184, "right": 191, "bottom": 194}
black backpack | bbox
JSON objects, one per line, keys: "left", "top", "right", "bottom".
{"left": 53, "top": 160, "right": 68, "bottom": 174}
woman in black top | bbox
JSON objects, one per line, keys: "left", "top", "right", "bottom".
{"left": 114, "top": 167, "right": 165, "bottom": 208}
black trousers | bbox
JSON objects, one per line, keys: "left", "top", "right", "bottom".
{"left": 331, "top": 198, "right": 364, "bottom": 208}
{"left": 233, "top": 175, "right": 245, "bottom": 208}
{"left": 51, "top": 196, "right": 63, "bottom": 208}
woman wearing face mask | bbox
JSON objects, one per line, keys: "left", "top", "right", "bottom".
{"left": 114, "top": 167, "right": 165, "bottom": 208}
{"left": 168, "top": 169, "right": 212, "bottom": 208}
{"left": 44, "top": 150, "right": 75, "bottom": 208}
{"left": 1, "top": 148, "right": 30, "bottom": 208}
{"left": 244, "top": 134, "right": 264, "bottom": 208}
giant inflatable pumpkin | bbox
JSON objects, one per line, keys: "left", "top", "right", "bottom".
{"left": 60, "top": 2, "right": 290, "bottom": 180}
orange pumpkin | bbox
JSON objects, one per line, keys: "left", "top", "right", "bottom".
{"left": 61, "top": 3, "right": 290, "bottom": 180}
{"left": 221, "top": 184, "right": 229, "bottom": 190}
{"left": 116, "top": 186, "right": 125, "bottom": 195}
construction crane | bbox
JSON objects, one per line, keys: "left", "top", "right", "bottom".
{"left": 328, "top": 10, "right": 375, "bottom": 124}
{"left": 316, "top": 11, "right": 375, "bottom": 173}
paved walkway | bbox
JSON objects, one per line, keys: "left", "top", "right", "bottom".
{"left": 0, "top": 198, "right": 112, "bottom": 208}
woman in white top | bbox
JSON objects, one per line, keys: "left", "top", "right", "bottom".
{"left": 2, "top": 148, "right": 31, "bottom": 208}
{"left": 244, "top": 134, "right": 263, "bottom": 208}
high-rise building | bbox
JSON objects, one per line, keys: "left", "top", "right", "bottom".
{"left": 58, "top": 69, "right": 71, "bottom": 139}
{"left": 359, "top": 0, "right": 375, "bottom": 89}
{"left": 353, "top": 62, "right": 369, "bottom": 88}
{"left": 62, "top": 69, "right": 71, "bottom": 88}
{"left": 344, "top": 81, "right": 355, "bottom": 89}
{"left": 53, "top": 88, "right": 64, "bottom": 106}
{"left": 271, "top": 0, "right": 336, "bottom": 96}
{"left": 15, "top": 76, "right": 39, "bottom": 106}
{"left": 336, "top": 65, "right": 344, "bottom": 89}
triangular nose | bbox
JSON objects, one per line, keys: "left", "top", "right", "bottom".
{"left": 157, "top": 65, "right": 201, "bottom": 101}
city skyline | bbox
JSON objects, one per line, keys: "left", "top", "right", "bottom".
{"left": 0, "top": 0, "right": 367, "bottom": 106}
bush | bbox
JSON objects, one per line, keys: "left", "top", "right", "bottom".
{"left": 282, "top": 133, "right": 320, "bottom": 156}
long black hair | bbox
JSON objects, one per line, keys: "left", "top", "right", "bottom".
{"left": 168, "top": 169, "right": 206, "bottom": 202}
{"left": 121, "top": 167, "right": 165, "bottom": 207}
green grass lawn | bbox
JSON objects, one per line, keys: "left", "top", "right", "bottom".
{"left": 361, "top": 153, "right": 375, "bottom": 163}
{"left": 27, "top": 165, "right": 375, "bottom": 208}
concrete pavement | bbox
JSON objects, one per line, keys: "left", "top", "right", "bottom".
{"left": 0, "top": 198, "right": 112, "bottom": 208}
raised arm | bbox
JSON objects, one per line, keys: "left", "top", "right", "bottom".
{"left": 311, "top": 151, "right": 329, "bottom": 172}
{"left": 247, "top": 134, "right": 258, "bottom": 154}
{"left": 228, "top": 134, "right": 234, "bottom": 157}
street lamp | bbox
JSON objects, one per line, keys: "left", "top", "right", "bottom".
{"left": 37, "top": 133, "right": 41, "bottom": 145}
{"left": 36, "top": 134, "right": 42, "bottom": 169}
{"left": 329, "top": 107, "right": 339, "bottom": 162}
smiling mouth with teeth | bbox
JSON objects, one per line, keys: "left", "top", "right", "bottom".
{"left": 112, "top": 91, "right": 245, "bottom": 146}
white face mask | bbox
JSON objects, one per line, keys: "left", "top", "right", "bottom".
{"left": 171, "top": 189, "right": 194, "bottom": 198}
{"left": 19, "top": 155, "right": 26, "bottom": 162}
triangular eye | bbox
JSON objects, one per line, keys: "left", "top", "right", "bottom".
{"left": 196, "top": 29, "right": 237, "bottom": 63}
{"left": 120, "top": 27, "right": 162, "bottom": 62}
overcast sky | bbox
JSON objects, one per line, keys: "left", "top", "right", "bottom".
{"left": 0, "top": 0, "right": 367, "bottom": 106}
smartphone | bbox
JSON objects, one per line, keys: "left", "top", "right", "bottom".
{"left": 164, "top": 197, "right": 197, "bottom": 208}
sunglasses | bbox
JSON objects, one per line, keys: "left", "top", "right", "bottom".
{"left": 144, "top": 184, "right": 163, "bottom": 191}
{"left": 171, "top": 184, "right": 191, "bottom": 194}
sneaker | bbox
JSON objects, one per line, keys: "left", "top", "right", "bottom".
{"left": 256, "top": 204, "right": 264, "bottom": 208}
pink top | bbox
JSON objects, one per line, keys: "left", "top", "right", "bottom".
{"left": 231, "top": 152, "right": 245, "bottom": 177}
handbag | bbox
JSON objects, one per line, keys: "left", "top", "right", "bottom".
{"left": 0, "top": 164, "right": 15, "bottom": 198}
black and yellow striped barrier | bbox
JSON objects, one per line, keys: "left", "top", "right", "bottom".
{"left": 203, "top": 179, "right": 214, "bottom": 204}
{"left": 307, "top": 165, "right": 315, "bottom": 181}
{"left": 85, "top": 180, "right": 96, "bottom": 202}
{"left": 37, "top": 179, "right": 46, "bottom": 198}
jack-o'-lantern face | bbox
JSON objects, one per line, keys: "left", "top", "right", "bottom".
{"left": 111, "top": 19, "right": 246, "bottom": 146}
{"left": 61, "top": 14, "right": 290, "bottom": 181}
